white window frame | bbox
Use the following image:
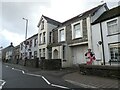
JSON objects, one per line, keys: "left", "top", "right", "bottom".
{"left": 49, "top": 32, "right": 52, "bottom": 43}
{"left": 71, "top": 20, "right": 83, "bottom": 39}
{"left": 39, "top": 33, "right": 42, "bottom": 44}
{"left": 107, "top": 18, "right": 118, "bottom": 35}
{"left": 109, "top": 43, "right": 120, "bottom": 62}
{"left": 58, "top": 27, "right": 66, "bottom": 42}
{"left": 43, "top": 32, "right": 46, "bottom": 43}
{"left": 41, "top": 20, "right": 44, "bottom": 30}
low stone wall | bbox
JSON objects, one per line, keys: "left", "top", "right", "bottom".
{"left": 40, "top": 59, "right": 62, "bottom": 70}
{"left": 25, "top": 59, "right": 39, "bottom": 68}
{"left": 79, "top": 64, "right": 120, "bottom": 79}
{"left": 8, "top": 59, "right": 39, "bottom": 68}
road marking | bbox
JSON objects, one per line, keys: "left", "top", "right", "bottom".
{"left": 25, "top": 73, "right": 42, "bottom": 77}
{"left": 65, "top": 80, "right": 97, "bottom": 88}
{"left": 0, "top": 86, "right": 2, "bottom": 89}
{"left": 41, "top": 76, "right": 51, "bottom": 85}
{"left": 22, "top": 70, "right": 25, "bottom": 74}
{"left": 0, "top": 80, "right": 6, "bottom": 89}
{"left": 12, "top": 68, "right": 23, "bottom": 72}
{"left": 51, "top": 84, "right": 69, "bottom": 89}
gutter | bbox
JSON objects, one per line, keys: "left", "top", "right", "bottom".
{"left": 100, "top": 22, "right": 105, "bottom": 65}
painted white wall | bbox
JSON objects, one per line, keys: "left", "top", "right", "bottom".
{"left": 91, "top": 17, "right": 120, "bottom": 65}
{"left": 87, "top": 16, "right": 92, "bottom": 49}
{"left": 52, "top": 45, "right": 71, "bottom": 68}
{"left": 38, "top": 17, "right": 59, "bottom": 59}
{"left": 91, "top": 23, "right": 103, "bottom": 65}
{"left": 101, "top": 17, "right": 119, "bottom": 63}
{"left": 52, "top": 46, "right": 60, "bottom": 59}
{"left": 38, "top": 17, "right": 47, "bottom": 59}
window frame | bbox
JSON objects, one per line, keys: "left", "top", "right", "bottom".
{"left": 109, "top": 43, "right": 120, "bottom": 62}
{"left": 41, "top": 20, "right": 44, "bottom": 30}
{"left": 34, "top": 38, "right": 37, "bottom": 47}
{"left": 49, "top": 32, "right": 52, "bottom": 43}
{"left": 71, "top": 20, "right": 83, "bottom": 39}
{"left": 107, "top": 18, "right": 118, "bottom": 35}
{"left": 39, "top": 33, "right": 42, "bottom": 44}
{"left": 58, "top": 27, "right": 66, "bottom": 42}
{"left": 43, "top": 32, "right": 46, "bottom": 43}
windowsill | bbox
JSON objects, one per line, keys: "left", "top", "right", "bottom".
{"left": 59, "top": 41, "right": 66, "bottom": 43}
{"left": 39, "top": 43, "right": 46, "bottom": 45}
{"left": 107, "top": 32, "right": 120, "bottom": 37}
{"left": 72, "top": 37, "right": 82, "bottom": 40}
{"left": 109, "top": 60, "right": 120, "bottom": 62}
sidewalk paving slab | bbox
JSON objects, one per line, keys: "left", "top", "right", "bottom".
{"left": 63, "top": 72, "right": 120, "bottom": 89}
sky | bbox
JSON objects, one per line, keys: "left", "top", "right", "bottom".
{"left": 0, "top": 0, "right": 119, "bottom": 48}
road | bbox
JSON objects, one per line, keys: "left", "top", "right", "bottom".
{"left": 2, "top": 64, "right": 81, "bottom": 89}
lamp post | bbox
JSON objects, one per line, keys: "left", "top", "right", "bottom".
{"left": 22, "top": 18, "right": 28, "bottom": 66}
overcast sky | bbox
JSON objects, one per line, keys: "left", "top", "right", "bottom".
{"left": 0, "top": 0, "right": 119, "bottom": 48}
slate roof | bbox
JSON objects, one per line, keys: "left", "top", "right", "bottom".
{"left": 37, "top": 15, "right": 62, "bottom": 27}
{"left": 38, "top": 3, "right": 108, "bottom": 30}
{"left": 26, "top": 33, "right": 38, "bottom": 40}
{"left": 92, "top": 6, "right": 120, "bottom": 25}
{"left": 62, "top": 3, "right": 108, "bottom": 24}
{"left": 2, "top": 43, "right": 14, "bottom": 52}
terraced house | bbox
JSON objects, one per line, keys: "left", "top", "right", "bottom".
{"left": 37, "top": 15, "right": 61, "bottom": 59}
{"left": 49, "top": 3, "right": 109, "bottom": 68}
{"left": 91, "top": 5, "right": 120, "bottom": 65}
{"left": 2, "top": 42, "right": 14, "bottom": 63}
{"left": 20, "top": 34, "right": 38, "bottom": 60}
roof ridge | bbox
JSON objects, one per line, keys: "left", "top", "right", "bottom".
{"left": 62, "top": 3, "right": 107, "bottom": 24}
{"left": 42, "top": 15, "right": 61, "bottom": 23}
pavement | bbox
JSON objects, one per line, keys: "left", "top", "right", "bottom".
{"left": 3, "top": 63, "right": 120, "bottom": 89}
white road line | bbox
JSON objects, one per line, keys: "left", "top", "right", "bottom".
{"left": 1, "top": 81, "right": 6, "bottom": 86}
{"left": 65, "top": 80, "right": 97, "bottom": 88}
{"left": 51, "top": 84, "right": 69, "bottom": 89}
{"left": 25, "top": 73, "right": 42, "bottom": 77}
{"left": 0, "top": 86, "right": 2, "bottom": 89}
{"left": 0, "top": 80, "right": 6, "bottom": 89}
{"left": 41, "top": 76, "right": 51, "bottom": 85}
{"left": 12, "top": 68, "right": 23, "bottom": 72}
{"left": 22, "top": 71, "right": 25, "bottom": 74}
